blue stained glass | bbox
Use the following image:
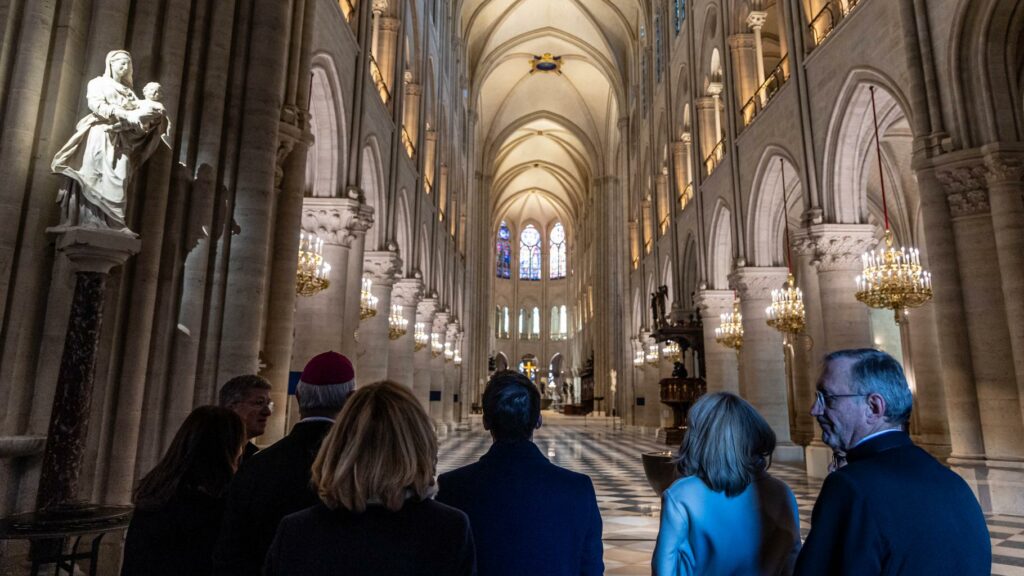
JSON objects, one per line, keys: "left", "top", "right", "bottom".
{"left": 655, "top": 15, "right": 662, "bottom": 83}
{"left": 519, "top": 225, "right": 542, "bottom": 280}
{"left": 674, "top": 0, "right": 684, "bottom": 35}
{"left": 496, "top": 221, "right": 512, "bottom": 279}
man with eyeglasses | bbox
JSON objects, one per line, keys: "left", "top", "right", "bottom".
{"left": 218, "top": 374, "right": 274, "bottom": 464}
{"left": 795, "top": 349, "right": 990, "bottom": 575}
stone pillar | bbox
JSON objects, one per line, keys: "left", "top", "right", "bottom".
{"left": 378, "top": 16, "right": 400, "bottom": 95}
{"left": 388, "top": 278, "right": 423, "bottom": 388}
{"left": 707, "top": 82, "right": 724, "bottom": 150}
{"left": 292, "top": 198, "right": 369, "bottom": 372}
{"left": 794, "top": 224, "right": 876, "bottom": 352}
{"left": 358, "top": 250, "right": 402, "bottom": 383}
{"left": 938, "top": 156, "right": 1024, "bottom": 515}
{"left": 747, "top": 11, "right": 768, "bottom": 101}
{"left": 730, "top": 267, "right": 802, "bottom": 462}
{"left": 414, "top": 298, "right": 438, "bottom": 411}
{"left": 695, "top": 97, "right": 717, "bottom": 172}
{"left": 728, "top": 34, "right": 757, "bottom": 116}
{"left": 694, "top": 289, "right": 739, "bottom": 394}
{"left": 430, "top": 310, "right": 450, "bottom": 431}
{"left": 37, "top": 228, "right": 140, "bottom": 510}
{"left": 790, "top": 242, "right": 827, "bottom": 475}
{"left": 342, "top": 204, "right": 375, "bottom": 362}
{"left": 442, "top": 322, "right": 459, "bottom": 425}
{"left": 404, "top": 81, "right": 421, "bottom": 145}
{"left": 983, "top": 147, "right": 1024, "bottom": 416}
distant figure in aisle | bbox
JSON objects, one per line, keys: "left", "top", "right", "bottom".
{"left": 795, "top": 349, "right": 991, "bottom": 575}
{"left": 652, "top": 392, "right": 801, "bottom": 576}
{"left": 213, "top": 351, "right": 357, "bottom": 576}
{"left": 121, "top": 406, "right": 245, "bottom": 576}
{"left": 265, "top": 381, "right": 476, "bottom": 575}
{"left": 437, "top": 370, "right": 603, "bottom": 576}
{"left": 218, "top": 374, "right": 274, "bottom": 464}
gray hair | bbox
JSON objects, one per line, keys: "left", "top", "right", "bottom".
{"left": 824, "top": 349, "right": 913, "bottom": 425}
{"left": 676, "top": 392, "right": 776, "bottom": 497}
{"left": 296, "top": 381, "right": 353, "bottom": 413}
{"left": 218, "top": 374, "right": 272, "bottom": 408}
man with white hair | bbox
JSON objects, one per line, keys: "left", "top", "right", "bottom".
{"left": 213, "top": 351, "right": 356, "bottom": 576}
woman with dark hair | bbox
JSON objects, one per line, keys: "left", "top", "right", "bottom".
{"left": 121, "top": 405, "right": 245, "bottom": 576}
{"left": 265, "top": 380, "right": 475, "bottom": 575}
{"left": 653, "top": 392, "right": 801, "bottom": 576}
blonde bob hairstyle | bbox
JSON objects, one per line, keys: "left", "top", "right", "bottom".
{"left": 312, "top": 380, "right": 438, "bottom": 513}
{"left": 676, "top": 392, "right": 776, "bottom": 497}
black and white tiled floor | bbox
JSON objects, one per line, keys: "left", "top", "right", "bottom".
{"left": 438, "top": 412, "right": 1024, "bottom": 575}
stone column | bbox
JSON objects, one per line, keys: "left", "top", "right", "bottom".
{"left": 442, "top": 322, "right": 459, "bottom": 425}
{"left": 388, "top": 278, "right": 423, "bottom": 388}
{"left": 938, "top": 157, "right": 1024, "bottom": 515}
{"left": 37, "top": 228, "right": 140, "bottom": 510}
{"left": 378, "top": 16, "right": 400, "bottom": 95}
{"left": 358, "top": 250, "right": 402, "bottom": 383}
{"left": 794, "top": 224, "right": 876, "bottom": 352}
{"left": 789, "top": 242, "right": 828, "bottom": 475}
{"left": 728, "top": 34, "right": 757, "bottom": 118}
{"left": 983, "top": 147, "right": 1024, "bottom": 415}
{"left": 414, "top": 298, "right": 438, "bottom": 411}
{"left": 747, "top": 11, "right": 768, "bottom": 101}
{"left": 695, "top": 96, "right": 717, "bottom": 173}
{"left": 431, "top": 310, "right": 450, "bottom": 431}
{"left": 292, "top": 198, "right": 369, "bottom": 371}
{"left": 694, "top": 289, "right": 739, "bottom": 394}
{"left": 342, "top": 204, "right": 375, "bottom": 361}
{"left": 730, "top": 267, "right": 802, "bottom": 462}
{"left": 404, "top": 81, "right": 421, "bottom": 145}
{"left": 707, "top": 82, "right": 724, "bottom": 150}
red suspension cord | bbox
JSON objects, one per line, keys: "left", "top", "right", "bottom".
{"left": 869, "top": 86, "right": 890, "bottom": 231}
{"left": 780, "top": 158, "right": 793, "bottom": 273}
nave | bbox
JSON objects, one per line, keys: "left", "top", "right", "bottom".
{"left": 438, "top": 413, "right": 1024, "bottom": 576}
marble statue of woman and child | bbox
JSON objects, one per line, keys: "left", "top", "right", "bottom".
{"left": 51, "top": 50, "right": 171, "bottom": 234}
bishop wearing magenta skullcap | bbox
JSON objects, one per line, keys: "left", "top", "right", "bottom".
{"left": 213, "top": 352, "right": 357, "bottom": 576}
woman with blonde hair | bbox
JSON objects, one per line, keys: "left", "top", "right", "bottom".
{"left": 653, "top": 392, "right": 801, "bottom": 576}
{"left": 264, "top": 380, "right": 475, "bottom": 575}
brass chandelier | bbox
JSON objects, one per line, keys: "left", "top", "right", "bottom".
{"left": 444, "top": 342, "right": 454, "bottom": 363}
{"left": 414, "top": 322, "right": 429, "bottom": 351}
{"left": 662, "top": 341, "right": 682, "bottom": 361}
{"left": 715, "top": 295, "right": 744, "bottom": 350}
{"left": 430, "top": 333, "right": 444, "bottom": 358}
{"left": 388, "top": 304, "right": 408, "bottom": 340}
{"left": 855, "top": 86, "right": 933, "bottom": 322}
{"left": 765, "top": 159, "right": 806, "bottom": 336}
{"left": 296, "top": 231, "right": 331, "bottom": 297}
{"left": 359, "top": 277, "right": 379, "bottom": 320}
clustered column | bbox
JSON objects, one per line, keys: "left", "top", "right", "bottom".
{"left": 388, "top": 278, "right": 423, "bottom": 388}
{"left": 694, "top": 289, "right": 739, "bottom": 394}
{"left": 358, "top": 250, "right": 402, "bottom": 383}
{"left": 414, "top": 297, "right": 438, "bottom": 412}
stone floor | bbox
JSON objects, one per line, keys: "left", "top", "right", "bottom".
{"left": 438, "top": 412, "right": 1024, "bottom": 575}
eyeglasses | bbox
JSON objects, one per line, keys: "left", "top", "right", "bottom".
{"left": 815, "top": 391, "right": 867, "bottom": 408}
{"left": 238, "top": 398, "right": 275, "bottom": 412}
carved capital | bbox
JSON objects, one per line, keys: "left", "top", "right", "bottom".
{"left": 746, "top": 11, "right": 768, "bottom": 30}
{"left": 273, "top": 138, "right": 296, "bottom": 191}
{"left": 936, "top": 163, "right": 990, "bottom": 218}
{"left": 363, "top": 250, "right": 403, "bottom": 287}
{"left": 791, "top": 224, "right": 877, "bottom": 272}
{"left": 405, "top": 81, "right": 422, "bottom": 96}
{"left": 728, "top": 267, "right": 789, "bottom": 301}
{"left": 417, "top": 297, "right": 438, "bottom": 322}
{"left": 301, "top": 198, "right": 375, "bottom": 247}
{"left": 433, "top": 311, "right": 451, "bottom": 333}
{"left": 425, "top": 129, "right": 438, "bottom": 142}
{"left": 379, "top": 16, "right": 400, "bottom": 31}
{"left": 984, "top": 152, "right": 1024, "bottom": 185}
{"left": 693, "top": 289, "right": 734, "bottom": 315}
{"left": 392, "top": 278, "right": 423, "bottom": 307}
{"left": 728, "top": 33, "right": 756, "bottom": 50}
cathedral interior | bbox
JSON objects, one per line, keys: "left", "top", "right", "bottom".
{"left": 1, "top": 0, "right": 1024, "bottom": 573}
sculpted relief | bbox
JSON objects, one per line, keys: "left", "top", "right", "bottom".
{"left": 51, "top": 50, "right": 171, "bottom": 233}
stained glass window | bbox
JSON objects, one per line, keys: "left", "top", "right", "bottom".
{"left": 674, "top": 0, "right": 684, "bottom": 35}
{"left": 655, "top": 14, "right": 663, "bottom": 83}
{"left": 519, "top": 224, "right": 542, "bottom": 280}
{"left": 549, "top": 222, "right": 566, "bottom": 279}
{"left": 496, "top": 221, "right": 512, "bottom": 279}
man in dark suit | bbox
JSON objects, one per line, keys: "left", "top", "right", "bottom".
{"left": 795, "top": 349, "right": 990, "bottom": 575}
{"left": 213, "top": 351, "right": 356, "bottom": 576}
{"left": 437, "top": 370, "right": 603, "bottom": 576}
{"left": 218, "top": 374, "right": 274, "bottom": 464}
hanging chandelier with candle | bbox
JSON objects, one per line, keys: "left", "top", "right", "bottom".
{"left": 414, "top": 322, "right": 429, "bottom": 351}
{"left": 662, "top": 341, "right": 682, "bottom": 361}
{"left": 296, "top": 231, "right": 331, "bottom": 297}
{"left": 855, "top": 86, "right": 933, "bottom": 322}
{"left": 453, "top": 347, "right": 463, "bottom": 366}
{"left": 359, "top": 277, "right": 379, "bottom": 320}
{"left": 430, "top": 333, "right": 444, "bottom": 357}
{"left": 633, "top": 339, "right": 645, "bottom": 366}
{"left": 645, "top": 342, "right": 660, "bottom": 365}
{"left": 715, "top": 296, "right": 744, "bottom": 350}
{"left": 765, "top": 159, "right": 807, "bottom": 336}
{"left": 388, "top": 304, "right": 408, "bottom": 340}
{"left": 444, "top": 342, "right": 454, "bottom": 363}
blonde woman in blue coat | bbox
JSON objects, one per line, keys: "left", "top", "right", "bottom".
{"left": 653, "top": 392, "right": 801, "bottom": 576}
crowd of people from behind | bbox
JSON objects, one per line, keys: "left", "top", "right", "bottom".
{"left": 120, "top": 348, "right": 993, "bottom": 575}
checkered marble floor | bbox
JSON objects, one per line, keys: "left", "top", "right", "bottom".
{"left": 438, "top": 412, "right": 1024, "bottom": 575}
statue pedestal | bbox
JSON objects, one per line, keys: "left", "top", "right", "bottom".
{"left": 35, "top": 227, "right": 139, "bottom": 510}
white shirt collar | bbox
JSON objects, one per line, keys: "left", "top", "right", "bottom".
{"left": 852, "top": 427, "right": 901, "bottom": 449}
{"left": 298, "top": 416, "right": 335, "bottom": 424}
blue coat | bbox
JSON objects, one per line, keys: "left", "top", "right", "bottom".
{"left": 436, "top": 440, "right": 604, "bottom": 576}
{"left": 795, "top": 431, "right": 991, "bottom": 575}
{"left": 652, "top": 473, "right": 801, "bottom": 576}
